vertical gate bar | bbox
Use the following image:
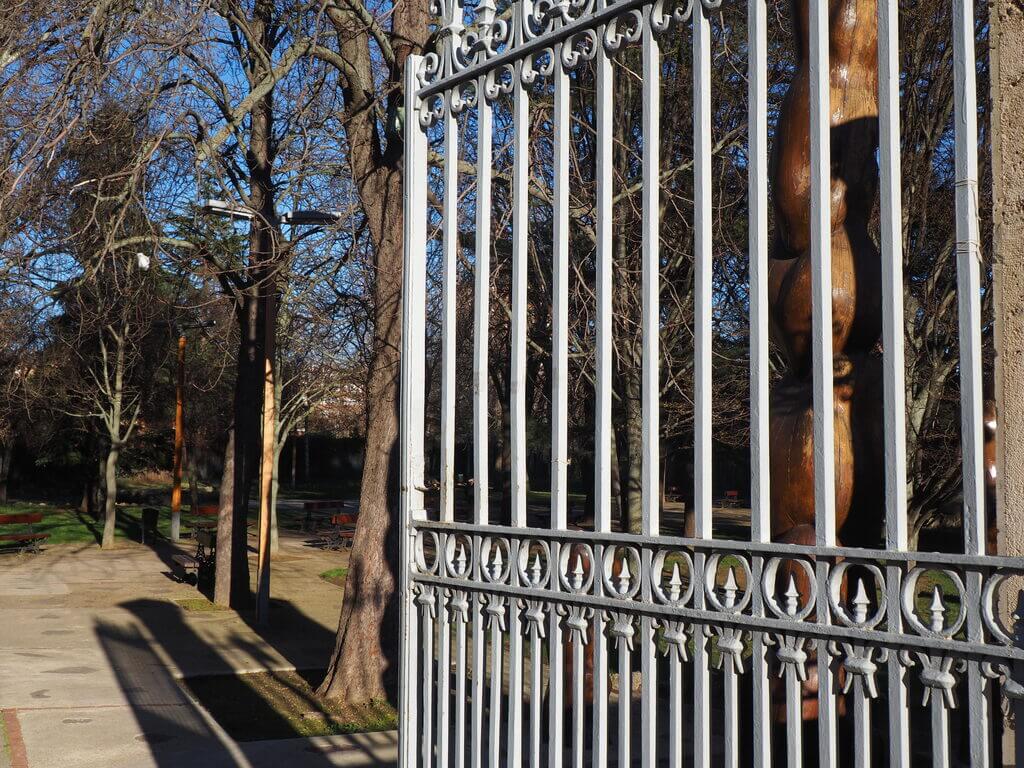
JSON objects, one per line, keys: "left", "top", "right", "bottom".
{"left": 489, "top": 595, "right": 504, "bottom": 768}
{"left": 531, "top": 617, "right": 544, "bottom": 768}
{"left": 852, "top": 678, "right": 870, "bottom": 768}
{"left": 472, "top": 67, "right": 494, "bottom": 768}
{"left": 640, "top": 13, "right": 661, "bottom": 768}
{"left": 423, "top": 597, "right": 436, "bottom": 768}
{"left": 747, "top": 0, "right": 772, "bottom": 764}
{"left": 593, "top": 9, "right": 613, "bottom": 767}
{"left": 808, "top": 0, "right": 837, "bottom": 761}
{"left": 573, "top": 632, "right": 585, "bottom": 768}
{"left": 618, "top": 630, "right": 632, "bottom": 768}
{"left": 931, "top": 695, "right": 950, "bottom": 768}
{"left": 507, "top": 55, "right": 530, "bottom": 768}
{"left": 473, "top": 75, "right": 492, "bottom": 531}
{"left": 669, "top": 651, "right": 683, "bottom": 768}
{"left": 400, "top": 54, "right": 428, "bottom": 768}
{"left": 456, "top": 592, "right": 469, "bottom": 768}
{"left": 438, "top": 93, "right": 460, "bottom": 768}
{"left": 441, "top": 84, "right": 459, "bottom": 527}
{"left": 472, "top": 539, "right": 486, "bottom": 768}
{"left": 439, "top": 588, "right": 452, "bottom": 768}
{"left": 785, "top": 661, "right": 803, "bottom": 768}
{"left": 877, "top": 0, "right": 910, "bottom": 765}
{"left": 723, "top": 660, "right": 739, "bottom": 768}
{"left": 693, "top": 3, "right": 713, "bottom": 766}
{"left": 549, "top": 40, "right": 571, "bottom": 768}
{"left": 951, "top": 0, "right": 991, "bottom": 764}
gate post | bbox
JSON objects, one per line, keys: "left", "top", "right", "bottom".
{"left": 992, "top": 2, "right": 1024, "bottom": 764}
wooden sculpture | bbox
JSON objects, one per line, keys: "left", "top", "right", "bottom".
{"left": 768, "top": 0, "right": 885, "bottom": 720}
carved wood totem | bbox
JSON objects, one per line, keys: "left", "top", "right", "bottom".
{"left": 768, "top": 0, "right": 885, "bottom": 719}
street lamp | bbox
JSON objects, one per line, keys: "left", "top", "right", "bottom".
{"left": 169, "top": 320, "right": 215, "bottom": 543}
{"left": 198, "top": 197, "right": 337, "bottom": 625}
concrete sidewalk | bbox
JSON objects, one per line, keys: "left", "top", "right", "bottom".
{"left": 0, "top": 530, "right": 396, "bottom": 767}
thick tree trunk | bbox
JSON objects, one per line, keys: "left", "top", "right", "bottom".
{"left": 188, "top": 443, "right": 200, "bottom": 512}
{"left": 623, "top": 363, "right": 643, "bottom": 534}
{"left": 0, "top": 441, "right": 12, "bottom": 504}
{"left": 214, "top": 430, "right": 236, "bottom": 606}
{"left": 318, "top": 180, "right": 404, "bottom": 708}
{"left": 101, "top": 445, "right": 119, "bottom": 548}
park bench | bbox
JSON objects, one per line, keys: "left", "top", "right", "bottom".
{"left": 171, "top": 528, "right": 216, "bottom": 586}
{"left": 187, "top": 504, "right": 219, "bottom": 537}
{"left": 717, "top": 489, "right": 742, "bottom": 508}
{"left": 314, "top": 512, "right": 358, "bottom": 551}
{"left": 0, "top": 513, "right": 49, "bottom": 554}
{"left": 303, "top": 499, "right": 347, "bottom": 532}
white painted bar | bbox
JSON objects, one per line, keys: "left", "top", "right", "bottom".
{"left": 488, "top": 593, "right": 503, "bottom": 768}
{"left": 455, "top": 590, "right": 469, "bottom": 768}
{"left": 441, "top": 89, "right": 459, "bottom": 527}
{"left": 592, "top": 10, "right": 613, "bottom": 768}
{"left": 400, "top": 53, "right": 428, "bottom": 768}
{"left": 438, "top": 588, "right": 452, "bottom": 768}
{"left": 549, "top": 41, "right": 571, "bottom": 768}
{"left": 808, "top": 0, "right": 837, "bottom": 760}
{"left": 506, "top": 56, "right": 530, "bottom": 768}
{"left": 747, "top": 0, "right": 772, "bottom": 763}
{"left": 692, "top": 4, "right": 713, "bottom": 766}
{"left": 470, "top": 65, "right": 494, "bottom": 768}
{"left": 877, "top": 0, "right": 910, "bottom": 765}
{"left": 668, "top": 647, "right": 683, "bottom": 767}
{"left": 614, "top": 619, "right": 632, "bottom": 768}
{"left": 951, "top": 0, "right": 991, "bottom": 764}
{"left": 421, "top": 594, "right": 436, "bottom": 768}
{"left": 529, "top": 609, "right": 544, "bottom": 768}
{"left": 640, "top": 14, "right": 660, "bottom": 768}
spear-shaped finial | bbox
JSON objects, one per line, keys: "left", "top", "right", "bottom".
{"left": 617, "top": 554, "right": 632, "bottom": 596}
{"left": 723, "top": 567, "right": 739, "bottom": 609}
{"left": 667, "top": 562, "right": 682, "bottom": 602}
{"left": 784, "top": 575, "right": 801, "bottom": 617}
{"left": 929, "top": 585, "right": 946, "bottom": 633}
{"left": 851, "top": 578, "right": 871, "bottom": 625}
{"left": 571, "top": 552, "right": 585, "bottom": 590}
{"left": 529, "top": 552, "right": 543, "bottom": 586}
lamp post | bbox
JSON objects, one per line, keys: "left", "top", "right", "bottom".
{"left": 168, "top": 321, "right": 215, "bottom": 542}
{"left": 200, "top": 199, "right": 338, "bottom": 624}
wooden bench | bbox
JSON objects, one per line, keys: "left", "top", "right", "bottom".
{"left": 0, "top": 513, "right": 49, "bottom": 554}
{"left": 315, "top": 512, "right": 358, "bottom": 550}
{"left": 303, "top": 500, "right": 347, "bottom": 532}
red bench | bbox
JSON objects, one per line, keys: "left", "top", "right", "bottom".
{"left": 315, "top": 512, "right": 358, "bottom": 550}
{"left": 303, "top": 500, "right": 347, "bottom": 532}
{"left": 0, "top": 513, "right": 50, "bottom": 554}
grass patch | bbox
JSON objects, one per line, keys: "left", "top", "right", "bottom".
{"left": 174, "top": 597, "right": 230, "bottom": 613}
{"left": 0, "top": 501, "right": 250, "bottom": 547}
{"left": 319, "top": 567, "right": 349, "bottom": 588}
{"left": 182, "top": 669, "right": 396, "bottom": 741}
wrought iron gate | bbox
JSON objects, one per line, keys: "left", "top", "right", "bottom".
{"left": 397, "top": 0, "right": 1024, "bottom": 764}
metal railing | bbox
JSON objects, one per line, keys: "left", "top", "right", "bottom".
{"left": 397, "top": 0, "right": 1021, "bottom": 764}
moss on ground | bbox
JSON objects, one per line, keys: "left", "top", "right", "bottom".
{"left": 182, "top": 669, "right": 396, "bottom": 741}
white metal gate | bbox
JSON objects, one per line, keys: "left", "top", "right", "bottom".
{"left": 397, "top": 0, "right": 1024, "bottom": 764}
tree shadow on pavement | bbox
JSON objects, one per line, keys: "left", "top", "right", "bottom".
{"left": 96, "top": 598, "right": 393, "bottom": 766}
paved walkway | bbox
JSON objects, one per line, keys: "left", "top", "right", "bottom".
{"left": 0, "top": 527, "right": 397, "bottom": 767}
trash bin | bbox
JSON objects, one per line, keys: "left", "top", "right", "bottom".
{"left": 141, "top": 507, "right": 159, "bottom": 544}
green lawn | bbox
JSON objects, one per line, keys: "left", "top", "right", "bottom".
{"left": 0, "top": 500, "right": 236, "bottom": 547}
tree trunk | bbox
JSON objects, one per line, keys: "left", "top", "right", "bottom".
{"left": 214, "top": 429, "right": 236, "bottom": 606}
{"left": 0, "top": 441, "right": 12, "bottom": 505}
{"left": 270, "top": 442, "right": 281, "bottom": 555}
{"left": 188, "top": 443, "right": 200, "bottom": 512}
{"left": 101, "top": 444, "right": 119, "bottom": 548}
{"left": 623, "top": 364, "right": 643, "bottom": 534}
{"left": 318, "top": 181, "right": 405, "bottom": 708}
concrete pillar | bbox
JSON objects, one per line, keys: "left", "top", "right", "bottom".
{"left": 992, "top": 2, "right": 1024, "bottom": 764}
